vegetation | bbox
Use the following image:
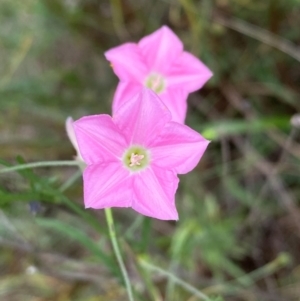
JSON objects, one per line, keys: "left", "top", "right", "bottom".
{"left": 1, "top": 0, "right": 300, "bottom": 300}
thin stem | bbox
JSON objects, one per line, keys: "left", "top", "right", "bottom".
{"left": 59, "top": 170, "right": 82, "bottom": 192}
{"left": 0, "top": 160, "right": 80, "bottom": 174}
{"left": 104, "top": 208, "right": 134, "bottom": 301}
{"left": 214, "top": 15, "right": 300, "bottom": 63}
{"left": 139, "top": 258, "right": 211, "bottom": 301}
{"left": 201, "top": 253, "right": 290, "bottom": 296}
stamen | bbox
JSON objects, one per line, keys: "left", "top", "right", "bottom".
{"left": 122, "top": 146, "right": 149, "bottom": 171}
{"left": 129, "top": 153, "right": 145, "bottom": 167}
{"left": 145, "top": 73, "right": 165, "bottom": 93}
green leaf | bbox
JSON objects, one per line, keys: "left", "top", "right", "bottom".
{"left": 200, "top": 116, "right": 290, "bottom": 140}
{"left": 36, "top": 217, "right": 118, "bottom": 275}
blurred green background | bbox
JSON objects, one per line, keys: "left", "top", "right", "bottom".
{"left": 1, "top": 0, "right": 300, "bottom": 300}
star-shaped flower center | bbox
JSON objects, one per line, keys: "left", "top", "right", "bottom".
{"left": 123, "top": 146, "right": 150, "bottom": 171}
{"left": 145, "top": 73, "right": 166, "bottom": 94}
{"left": 129, "top": 153, "right": 144, "bottom": 166}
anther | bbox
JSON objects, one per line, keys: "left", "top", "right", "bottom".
{"left": 129, "top": 153, "right": 145, "bottom": 167}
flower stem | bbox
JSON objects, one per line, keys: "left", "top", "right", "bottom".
{"left": 139, "top": 258, "right": 211, "bottom": 301}
{"left": 104, "top": 208, "right": 134, "bottom": 301}
{"left": 0, "top": 160, "right": 80, "bottom": 174}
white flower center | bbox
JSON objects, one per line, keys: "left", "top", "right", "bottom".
{"left": 122, "top": 146, "right": 150, "bottom": 172}
{"left": 145, "top": 73, "right": 166, "bottom": 94}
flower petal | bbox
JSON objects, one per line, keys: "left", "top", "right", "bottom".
{"left": 113, "top": 88, "right": 171, "bottom": 146}
{"left": 112, "top": 81, "right": 143, "bottom": 114}
{"left": 132, "top": 167, "right": 179, "bottom": 220}
{"left": 167, "top": 51, "right": 213, "bottom": 92}
{"left": 159, "top": 88, "right": 189, "bottom": 124}
{"left": 104, "top": 43, "right": 148, "bottom": 82}
{"left": 66, "top": 117, "right": 82, "bottom": 159}
{"left": 138, "top": 26, "right": 183, "bottom": 74}
{"left": 73, "top": 115, "right": 127, "bottom": 165}
{"left": 83, "top": 163, "right": 133, "bottom": 209}
{"left": 150, "top": 122, "right": 209, "bottom": 174}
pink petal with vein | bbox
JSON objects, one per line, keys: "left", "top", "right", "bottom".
{"left": 104, "top": 43, "right": 148, "bottom": 82}
{"left": 138, "top": 26, "right": 183, "bottom": 74}
{"left": 150, "top": 121, "right": 209, "bottom": 174}
{"left": 73, "top": 115, "right": 127, "bottom": 165}
{"left": 112, "top": 81, "right": 143, "bottom": 114}
{"left": 113, "top": 89, "right": 171, "bottom": 146}
{"left": 159, "top": 88, "right": 189, "bottom": 123}
{"left": 83, "top": 163, "right": 133, "bottom": 209}
{"left": 132, "top": 167, "right": 179, "bottom": 220}
{"left": 167, "top": 52, "right": 213, "bottom": 92}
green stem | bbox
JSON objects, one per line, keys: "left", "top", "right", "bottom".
{"left": 59, "top": 170, "right": 82, "bottom": 192}
{"left": 104, "top": 208, "right": 134, "bottom": 301}
{"left": 139, "top": 258, "right": 211, "bottom": 301}
{"left": 0, "top": 160, "right": 80, "bottom": 174}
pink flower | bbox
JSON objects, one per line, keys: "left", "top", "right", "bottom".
{"left": 105, "top": 25, "right": 212, "bottom": 123}
{"left": 73, "top": 89, "right": 209, "bottom": 220}
{"left": 65, "top": 117, "right": 84, "bottom": 162}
